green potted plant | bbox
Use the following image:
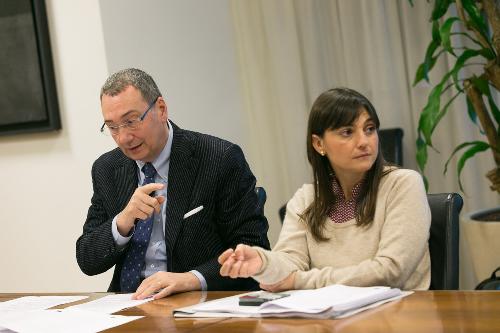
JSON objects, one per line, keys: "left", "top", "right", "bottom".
{"left": 412, "top": 0, "right": 500, "bottom": 288}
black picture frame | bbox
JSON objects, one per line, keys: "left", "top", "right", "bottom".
{"left": 0, "top": 0, "right": 60, "bottom": 136}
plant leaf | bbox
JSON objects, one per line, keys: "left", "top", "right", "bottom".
{"left": 422, "top": 176, "right": 429, "bottom": 192}
{"left": 465, "top": 95, "right": 479, "bottom": 125}
{"left": 485, "top": 86, "right": 500, "bottom": 127}
{"left": 414, "top": 20, "right": 449, "bottom": 85}
{"left": 451, "top": 49, "right": 481, "bottom": 74}
{"left": 488, "top": 94, "right": 500, "bottom": 127}
{"left": 451, "top": 32, "right": 484, "bottom": 49}
{"left": 439, "top": 17, "right": 459, "bottom": 55}
{"left": 478, "top": 47, "right": 496, "bottom": 60}
{"left": 431, "top": 20, "right": 441, "bottom": 44}
{"left": 454, "top": 141, "right": 490, "bottom": 192}
{"left": 416, "top": 135, "right": 429, "bottom": 172}
{"left": 471, "top": 75, "right": 489, "bottom": 94}
{"left": 450, "top": 67, "right": 463, "bottom": 93}
{"left": 470, "top": 76, "right": 500, "bottom": 128}
{"left": 433, "top": 91, "right": 461, "bottom": 133}
{"left": 461, "top": 0, "right": 490, "bottom": 44}
{"left": 444, "top": 140, "right": 488, "bottom": 174}
{"left": 447, "top": 47, "right": 481, "bottom": 94}
{"left": 431, "top": 0, "right": 452, "bottom": 20}
{"left": 419, "top": 84, "right": 443, "bottom": 145}
{"left": 418, "top": 49, "right": 480, "bottom": 146}
{"left": 414, "top": 60, "right": 437, "bottom": 85}
{"left": 414, "top": 41, "right": 440, "bottom": 85}
{"left": 416, "top": 135, "right": 429, "bottom": 192}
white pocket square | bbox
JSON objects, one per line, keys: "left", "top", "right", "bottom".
{"left": 183, "top": 205, "right": 204, "bottom": 219}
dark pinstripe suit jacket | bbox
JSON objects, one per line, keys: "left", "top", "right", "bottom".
{"left": 76, "top": 122, "right": 270, "bottom": 292}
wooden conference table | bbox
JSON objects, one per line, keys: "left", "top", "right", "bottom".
{"left": 1, "top": 290, "right": 500, "bottom": 332}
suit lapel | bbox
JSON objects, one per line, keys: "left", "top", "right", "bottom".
{"left": 114, "top": 154, "right": 138, "bottom": 214}
{"left": 165, "top": 124, "right": 200, "bottom": 256}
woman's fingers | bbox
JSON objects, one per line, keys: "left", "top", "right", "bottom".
{"left": 218, "top": 248, "right": 234, "bottom": 264}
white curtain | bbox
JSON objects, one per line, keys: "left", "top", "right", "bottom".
{"left": 230, "top": 0, "right": 500, "bottom": 288}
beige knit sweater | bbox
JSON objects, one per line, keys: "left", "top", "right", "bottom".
{"left": 253, "top": 168, "right": 431, "bottom": 290}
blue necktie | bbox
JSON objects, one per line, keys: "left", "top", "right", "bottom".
{"left": 120, "top": 162, "right": 157, "bottom": 292}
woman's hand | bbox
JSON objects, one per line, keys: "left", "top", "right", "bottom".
{"left": 218, "top": 244, "right": 263, "bottom": 278}
{"left": 259, "top": 272, "right": 296, "bottom": 292}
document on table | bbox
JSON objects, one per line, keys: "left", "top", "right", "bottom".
{"left": 0, "top": 294, "right": 146, "bottom": 333}
{"left": 0, "top": 309, "right": 141, "bottom": 333}
{"left": 65, "top": 293, "right": 151, "bottom": 314}
{"left": 0, "top": 296, "right": 88, "bottom": 332}
{"left": 0, "top": 295, "right": 88, "bottom": 312}
{"left": 174, "top": 284, "right": 412, "bottom": 319}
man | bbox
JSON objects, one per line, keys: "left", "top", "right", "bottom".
{"left": 76, "top": 68, "right": 270, "bottom": 299}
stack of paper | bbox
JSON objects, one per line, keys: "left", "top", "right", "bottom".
{"left": 174, "top": 284, "right": 411, "bottom": 319}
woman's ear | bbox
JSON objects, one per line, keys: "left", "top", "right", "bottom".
{"left": 311, "top": 135, "right": 326, "bottom": 156}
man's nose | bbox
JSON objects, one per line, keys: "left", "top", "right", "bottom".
{"left": 115, "top": 128, "right": 134, "bottom": 144}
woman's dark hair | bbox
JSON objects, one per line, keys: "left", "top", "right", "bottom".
{"left": 302, "top": 87, "right": 393, "bottom": 242}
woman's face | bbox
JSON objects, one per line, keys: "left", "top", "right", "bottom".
{"left": 312, "top": 109, "right": 379, "bottom": 179}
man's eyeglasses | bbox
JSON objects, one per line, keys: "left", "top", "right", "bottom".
{"left": 100, "top": 98, "right": 158, "bottom": 136}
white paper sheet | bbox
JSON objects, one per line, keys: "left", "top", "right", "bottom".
{"left": 0, "top": 296, "right": 88, "bottom": 331}
{"left": 0, "top": 309, "right": 142, "bottom": 333}
{"left": 0, "top": 296, "right": 88, "bottom": 312}
{"left": 65, "top": 293, "right": 151, "bottom": 314}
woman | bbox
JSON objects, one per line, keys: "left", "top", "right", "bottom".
{"left": 219, "top": 87, "right": 431, "bottom": 291}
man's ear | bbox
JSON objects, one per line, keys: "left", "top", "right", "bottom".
{"left": 157, "top": 97, "right": 168, "bottom": 122}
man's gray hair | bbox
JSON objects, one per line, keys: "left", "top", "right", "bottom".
{"left": 100, "top": 68, "right": 162, "bottom": 103}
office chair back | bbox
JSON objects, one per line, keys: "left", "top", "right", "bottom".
{"left": 279, "top": 203, "right": 286, "bottom": 223}
{"left": 255, "top": 187, "right": 267, "bottom": 216}
{"left": 428, "top": 193, "right": 463, "bottom": 290}
{"left": 379, "top": 128, "right": 404, "bottom": 166}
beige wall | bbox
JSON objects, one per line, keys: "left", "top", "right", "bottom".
{"left": 98, "top": 0, "right": 249, "bottom": 152}
{"left": 0, "top": 0, "right": 114, "bottom": 292}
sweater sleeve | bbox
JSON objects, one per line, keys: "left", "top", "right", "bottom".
{"left": 252, "top": 185, "right": 313, "bottom": 284}
{"left": 294, "top": 170, "right": 431, "bottom": 290}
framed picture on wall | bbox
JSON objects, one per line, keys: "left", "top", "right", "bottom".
{"left": 0, "top": 0, "right": 60, "bottom": 136}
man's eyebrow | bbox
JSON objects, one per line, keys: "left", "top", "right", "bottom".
{"left": 104, "top": 110, "right": 140, "bottom": 123}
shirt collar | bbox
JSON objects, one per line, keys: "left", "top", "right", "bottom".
{"left": 331, "top": 175, "right": 364, "bottom": 201}
{"left": 136, "top": 120, "right": 173, "bottom": 179}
